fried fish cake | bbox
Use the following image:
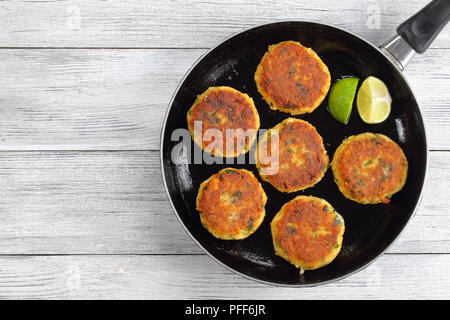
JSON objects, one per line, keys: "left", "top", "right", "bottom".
{"left": 254, "top": 41, "right": 331, "bottom": 115}
{"left": 187, "top": 86, "right": 260, "bottom": 157}
{"left": 196, "top": 168, "right": 267, "bottom": 240}
{"left": 271, "top": 196, "right": 345, "bottom": 273}
{"left": 255, "top": 118, "right": 328, "bottom": 192}
{"left": 331, "top": 133, "right": 408, "bottom": 204}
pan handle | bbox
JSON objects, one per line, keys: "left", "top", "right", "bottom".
{"left": 380, "top": 0, "right": 450, "bottom": 71}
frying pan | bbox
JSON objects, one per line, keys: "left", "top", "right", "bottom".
{"left": 160, "top": 0, "right": 450, "bottom": 286}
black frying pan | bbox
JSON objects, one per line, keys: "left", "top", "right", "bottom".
{"left": 161, "top": 0, "right": 450, "bottom": 286}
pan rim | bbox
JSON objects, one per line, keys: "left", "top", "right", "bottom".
{"left": 159, "top": 20, "right": 429, "bottom": 287}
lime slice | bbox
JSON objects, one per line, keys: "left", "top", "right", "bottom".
{"left": 356, "top": 76, "right": 392, "bottom": 124}
{"left": 328, "top": 77, "right": 359, "bottom": 124}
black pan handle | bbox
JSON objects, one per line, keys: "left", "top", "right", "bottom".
{"left": 380, "top": 0, "right": 450, "bottom": 70}
{"left": 397, "top": 0, "right": 450, "bottom": 54}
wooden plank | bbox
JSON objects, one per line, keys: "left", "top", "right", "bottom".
{"left": 0, "top": 254, "right": 448, "bottom": 299}
{"left": 0, "top": 48, "right": 449, "bottom": 151}
{"left": 0, "top": 151, "right": 201, "bottom": 254}
{"left": 0, "top": 0, "right": 447, "bottom": 49}
{"left": 0, "top": 49, "right": 200, "bottom": 151}
{"left": 0, "top": 150, "right": 448, "bottom": 255}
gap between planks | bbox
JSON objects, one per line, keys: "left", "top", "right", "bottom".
{"left": 0, "top": 47, "right": 447, "bottom": 50}
{"left": 0, "top": 252, "right": 444, "bottom": 256}
{"left": 0, "top": 150, "right": 447, "bottom": 152}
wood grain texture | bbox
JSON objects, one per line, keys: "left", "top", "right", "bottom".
{"left": 0, "top": 48, "right": 449, "bottom": 151}
{"left": 0, "top": 150, "right": 447, "bottom": 255}
{"left": 0, "top": 254, "right": 449, "bottom": 299}
{"left": 0, "top": 49, "right": 200, "bottom": 150}
{"left": 0, "top": 151, "right": 199, "bottom": 255}
{"left": 0, "top": 0, "right": 448, "bottom": 49}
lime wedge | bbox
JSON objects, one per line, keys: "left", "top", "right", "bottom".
{"left": 328, "top": 77, "right": 359, "bottom": 124}
{"left": 356, "top": 76, "right": 392, "bottom": 124}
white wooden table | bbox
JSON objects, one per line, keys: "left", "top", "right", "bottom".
{"left": 0, "top": 0, "right": 449, "bottom": 299}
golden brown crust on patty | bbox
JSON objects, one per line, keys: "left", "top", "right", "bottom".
{"left": 187, "top": 86, "right": 260, "bottom": 157}
{"left": 196, "top": 168, "right": 267, "bottom": 240}
{"left": 255, "top": 118, "right": 328, "bottom": 192}
{"left": 254, "top": 41, "right": 331, "bottom": 115}
{"left": 271, "top": 196, "right": 345, "bottom": 271}
{"left": 331, "top": 133, "right": 408, "bottom": 204}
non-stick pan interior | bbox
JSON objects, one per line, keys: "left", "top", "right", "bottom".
{"left": 161, "top": 22, "right": 427, "bottom": 285}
